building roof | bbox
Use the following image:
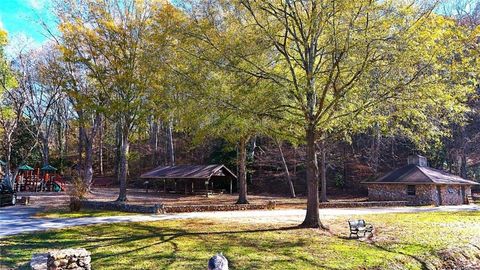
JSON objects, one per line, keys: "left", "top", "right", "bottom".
{"left": 41, "top": 164, "right": 57, "bottom": 171}
{"left": 140, "top": 164, "right": 237, "bottom": 180}
{"left": 363, "top": 164, "right": 479, "bottom": 185}
{"left": 18, "top": 164, "right": 34, "bottom": 171}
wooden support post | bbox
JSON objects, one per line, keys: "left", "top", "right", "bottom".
{"left": 191, "top": 180, "right": 194, "bottom": 194}
{"left": 163, "top": 179, "right": 166, "bottom": 193}
{"left": 205, "top": 180, "right": 209, "bottom": 198}
{"left": 229, "top": 179, "right": 233, "bottom": 194}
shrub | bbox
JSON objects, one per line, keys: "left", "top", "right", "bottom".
{"left": 68, "top": 176, "right": 88, "bottom": 212}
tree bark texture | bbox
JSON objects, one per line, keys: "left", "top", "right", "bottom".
{"left": 319, "top": 140, "right": 327, "bottom": 203}
{"left": 167, "top": 119, "right": 175, "bottom": 166}
{"left": 116, "top": 124, "right": 129, "bottom": 202}
{"left": 301, "top": 126, "right": 322, "bottom": 228}
{"left": 236, "top": 136, "right": 249, "bottom": 204}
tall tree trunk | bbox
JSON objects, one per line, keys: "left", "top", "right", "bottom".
{"left": 277, "top": 140, "right": 296, "bottom": 198}
{"left": 319, "top": 140, "right": 327, "bottom": 203}
{"left": 57, "top": 120, "right": 65, "bottom": 174}
{"left": 301, "top": 44, "right": 324, "bottom": 228}
{"left": 78, "top": 126, "right": 85, "bottom": 177}
{"left": 236, "top": 136, "right": 249, "bottom": 204}
{"left": 167, "top": 119, "right": 175, "bottom": 165}
{"left": 149, "top": 118, "right": 160, "bottom": 166}
{"left": 460, "top": 150, "right": 467, "bottom": 179}
{"left": 4, "top": 134, "right": 13, "bottom": 189}
{"left": 114, "top": 122, "right": 121, "bottom": 179}
{"left": 460, "top": 126, "right": 468, "bottom": 178}
{"left": 370, "top": 125, "right": 381, "bottom": 175}
{"left": 41, "top": 134, "right": 49, "bottom": 166}
{"left": 78, "top": 114, "right": 100, "bottom": 190}
{"left": 343, "top": 144, "right": 347, "bottom": 190}
{"left": 84, "top": 137, "right": 94, "bottom": 189}
{"left": 116, "top": 124, "right": 129, "bottom": 202}
{"left": 301, "top": 126, "right": 322, "bottom": 228}
{"left": 248, "top": 136, "right": 257, "bottom": 161}
{"left": 99, "top": 116, "right": 104, "bottom": 176}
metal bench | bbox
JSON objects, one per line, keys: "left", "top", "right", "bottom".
{"left": 348, "top": 219, "right": 373, "bottom": 238}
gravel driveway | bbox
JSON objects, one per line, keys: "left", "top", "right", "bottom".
{"left": 1, "top": 204, "right": 478, "bottom": 237}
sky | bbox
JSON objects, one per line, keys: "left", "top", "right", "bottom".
{"left": 0, "top": 0, "right": 468, "bottom": 47}
{"left": 0, "top": 0, "right": 56, "bottom": 45}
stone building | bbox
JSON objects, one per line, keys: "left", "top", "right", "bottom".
{"left": 363, "top": 155, "right": 478, "bottom": 206}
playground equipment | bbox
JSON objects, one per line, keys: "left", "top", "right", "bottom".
{"left": 13, "top": 164, "right": 66, "bottom": 192}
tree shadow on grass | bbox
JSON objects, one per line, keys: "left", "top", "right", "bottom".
{"left": 3, "top": 223, "right": 310, "bottom": 269}
{"left": 94, "top": 224, "right": 302, "bottom": 260}
{"left": 332, "top": 231, "right": 432, "bottom": 270}
{"left": 92, "top": 224, "right": 324, "bottom": 269}
{"left": 369, "top": 242, "right": 431, "bottom": 270}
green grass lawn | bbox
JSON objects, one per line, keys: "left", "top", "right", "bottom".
{"left": 2, "top": 211, "right": 480, "bottom": 269}
{"left": 34, "top": 208, "right": 139, "bottom": 219}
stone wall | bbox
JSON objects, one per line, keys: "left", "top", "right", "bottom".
{"left": 81, "top": 200, "right": 160, "bottom": 213}
{"left": 438, "top": 185, "right": 471, "bottom": 205}
{"left": 318, "top": 200, "right": 407, "bottom": 208}
{"left": 367, "top": 184, "right": 438, "bottom": 206}
{"left": 30, "top": 249, "right": 91, "bottom": 270}
{"left": 162, "top": 201, "right": 276, "bottom": 213}
{"left": 81, "top": 200, "right": 276, "bottom": 214}
{"left": 367, "top": 184, "right": 472, "bottom": 206}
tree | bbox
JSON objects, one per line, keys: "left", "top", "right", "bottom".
{"left": 0, "top": 28, "right": 19, "bottom": 189}
{"left": 175, "top": 61, "right": 277, "bottom": 204}
{"left": 176, "top": 3, "right": 288, "bottom": 203}
{"left": 57, "top": 0, "right": 180, "bottom": 201}
{"left": 0, "top": 28, "right": 19, "bottom": 187}
{"left": 60, "top": 59, "right": 103, "bottom": 189}
{"left": 23, "top": 45, "right": 63, "bottom": 167}
{"left": 0, "top": 41, "right": 62, "bottom": 189}
{"left": 185, "top": 0, "right": 472, "bottom": 228}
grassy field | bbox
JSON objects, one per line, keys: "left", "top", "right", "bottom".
{"left": 2, "top": 211, "right": 480, "bottom": 269}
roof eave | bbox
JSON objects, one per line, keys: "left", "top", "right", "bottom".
{"left": 362, "top": 181, "right": 478, "bottom": 185}
{"left": 140, "top": 175, "right": 211, "bottom": 179}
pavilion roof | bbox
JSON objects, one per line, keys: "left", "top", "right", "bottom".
{"left": 140, "top": 164, "right": 237, "bottom": 180}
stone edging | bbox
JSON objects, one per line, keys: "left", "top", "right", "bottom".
{"left": 318, "top": 200, "right": 408, "bottom": 208}
{"left": 80, "top": 200, "right": 276, "bottom": 214}
{"left": 80, "top": 199, "right": 408, "bottom": 214}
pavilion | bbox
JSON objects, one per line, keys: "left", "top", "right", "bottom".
{"left": 140, "top": 164, "right": 237, "bottom": 196}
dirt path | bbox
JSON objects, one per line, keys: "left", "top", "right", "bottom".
{"left": 1, "top": 204, "right": 479, "bottom": 237}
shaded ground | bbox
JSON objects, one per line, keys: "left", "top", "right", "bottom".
{"left": 2, "top": 210, "right": 480, "bottom": 269}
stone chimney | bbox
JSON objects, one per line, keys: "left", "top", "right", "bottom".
{"left": 407, "top": 155, "right": 428, "bottom": 167}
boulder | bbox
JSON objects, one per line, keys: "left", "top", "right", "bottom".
{"left": 208, "top": 253, "right": 228, "bottom": 270}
